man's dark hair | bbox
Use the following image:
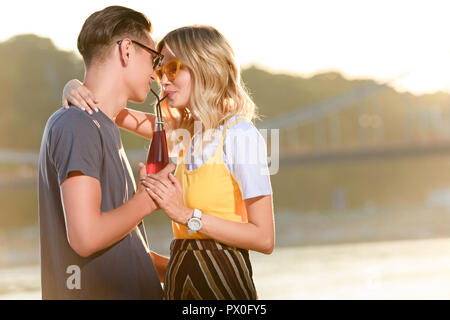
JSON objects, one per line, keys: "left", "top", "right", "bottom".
{"left": 77, "top": 6, "right": 152, "bottom": 67}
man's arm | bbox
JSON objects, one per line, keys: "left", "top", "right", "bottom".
{"left": 60, "top": 163, "right": 162, "bottom": 258}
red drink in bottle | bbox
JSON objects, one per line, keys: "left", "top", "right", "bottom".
{"left": 146, "top": 117, "right": 169, "bottom": 174}
{"left": 146, "top": 90, "right": 170, "bottom": 174}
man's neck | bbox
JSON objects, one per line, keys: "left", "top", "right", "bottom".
{"left": 83, "top": 66, "right": 128, "bottom": 121}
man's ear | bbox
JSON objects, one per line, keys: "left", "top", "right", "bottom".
{"left": 118, "top": 39, "right": 132, "bottom": 66}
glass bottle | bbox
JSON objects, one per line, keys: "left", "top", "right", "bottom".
{"left": 146, "top": 90, "right": 169, "bottom": 174}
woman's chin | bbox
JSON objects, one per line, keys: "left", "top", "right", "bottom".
{"left": 167, "top": 100, "right": 187, "bottom": 110}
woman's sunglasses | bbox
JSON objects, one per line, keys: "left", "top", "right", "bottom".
{"left": 155, "top": 59, "right": 183, "bottom": 83}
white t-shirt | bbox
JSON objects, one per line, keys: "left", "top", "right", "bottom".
{"left": 184, "top": 115, "right": 273, "bottom": 200}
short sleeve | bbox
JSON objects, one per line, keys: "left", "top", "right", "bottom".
{"left": 223, "top": 120, "right": 273, "bottom": 200}
{"left": 49, "top": 113, "right": 103, "bottom": 185}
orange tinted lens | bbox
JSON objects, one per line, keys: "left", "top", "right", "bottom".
{"left": 165, "top": 60, "right": 180, "bottom": 81}
{"left": 155, "top": 59, "right": 182, "bottom": 82}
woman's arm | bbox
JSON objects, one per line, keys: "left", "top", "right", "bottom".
{"left": 143, "top": 175, "right": 275, "bottom": 255}
{"left": 115, "top": 108, "right": 156, "bottom": 140}
{"left": 198, "top": 195, "right": 275, "bottom": 254}
{"left": 62, "top": 79, "right": 156, "bottom": 139}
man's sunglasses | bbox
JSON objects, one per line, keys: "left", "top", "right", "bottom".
{"left": 116, "top": 39, "right": 164, "bottom": 69}
{"left": 155, "top": 59, "right": 183, "bottom": 83}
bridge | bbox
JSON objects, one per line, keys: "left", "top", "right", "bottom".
{"left": 254, "top": 72, "right": 450, "bottom": 166}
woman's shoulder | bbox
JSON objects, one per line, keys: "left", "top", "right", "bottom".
{"left": 223, "top": 116, "right": 266, "bottom": 155}
{"left": 226, "top": 116, "right": 262, "bottom": 139}
{"left": 223, "top": 115, "right": 257, "bottom": 132}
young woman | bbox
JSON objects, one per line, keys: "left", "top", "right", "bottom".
{"left": 63, "top": 25, "right": 274, "bottom": 300}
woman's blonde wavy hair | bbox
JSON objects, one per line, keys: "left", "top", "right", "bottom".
{"left": 155, "top": 25, "right": 259, "bottom": 154}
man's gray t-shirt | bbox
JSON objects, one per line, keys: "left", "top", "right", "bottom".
{"left": 38, "top": 106, "right": 162, "bottom": 300}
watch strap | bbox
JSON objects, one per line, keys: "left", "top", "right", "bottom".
{"left": 193, "top": 208, "right": 202, "bottom": 219}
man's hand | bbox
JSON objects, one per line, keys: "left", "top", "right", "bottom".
{"left": 140, "top": 162, "right": 176, "bottom": 196}
{"left": 150, "top": 251, "right": 169, "bottom": 283}
{"left": 134, "top": 162, "right": 159, "bottom": 213}
{"left": 141, "top": 163, "right": 192, "bottom": 225}
{"left": 144, "top": 162, "right": 176, "bottom": 181}
{"left": 135, "top": 162, "right": 176, "bottom": 213}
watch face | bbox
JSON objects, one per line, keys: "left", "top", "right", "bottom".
{"left": 188, "top": 218, "right": 202, "bottom": 231}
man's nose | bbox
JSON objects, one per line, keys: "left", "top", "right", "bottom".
{"left": 150, "top": 69, "right": 157, "bottom": 83}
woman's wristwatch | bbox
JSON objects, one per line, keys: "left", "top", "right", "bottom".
{"left": 187, "top": 209, "right": 203, "bottom": 235}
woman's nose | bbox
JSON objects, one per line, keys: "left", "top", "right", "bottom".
{"left": 160, "top": 73, "right": 170, "bottom": 86}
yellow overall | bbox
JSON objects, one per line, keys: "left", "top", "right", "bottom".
{"left": 172, "top": 117, "right": 248, "bottom": 239}
{"left": 164, "top": 117, "right": 258, "bottom": 300}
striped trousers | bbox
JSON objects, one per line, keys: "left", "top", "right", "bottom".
{"left": 163, "top": 239, "right": 258, "bottom": 300}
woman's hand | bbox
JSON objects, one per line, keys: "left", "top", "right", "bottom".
{"left": 62, "top": 79, "right": 99, "bottom": 115}
{"left": 141, "top": 172, "right": 192, "bottom": 225}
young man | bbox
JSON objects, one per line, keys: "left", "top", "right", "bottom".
{"left": 38, "top": 6, "right": 173, "bottom": 299}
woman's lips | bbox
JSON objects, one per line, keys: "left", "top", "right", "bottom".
{"left": 164, "top": 91, "right": 176, "bottom": 98}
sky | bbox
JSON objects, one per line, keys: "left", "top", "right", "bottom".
{"left": 1, "top": 0, "right": 450, "bottom": 94}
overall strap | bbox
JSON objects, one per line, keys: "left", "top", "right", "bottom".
{"left": 220, "top": 117, "right": 248, "bottom": 145}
